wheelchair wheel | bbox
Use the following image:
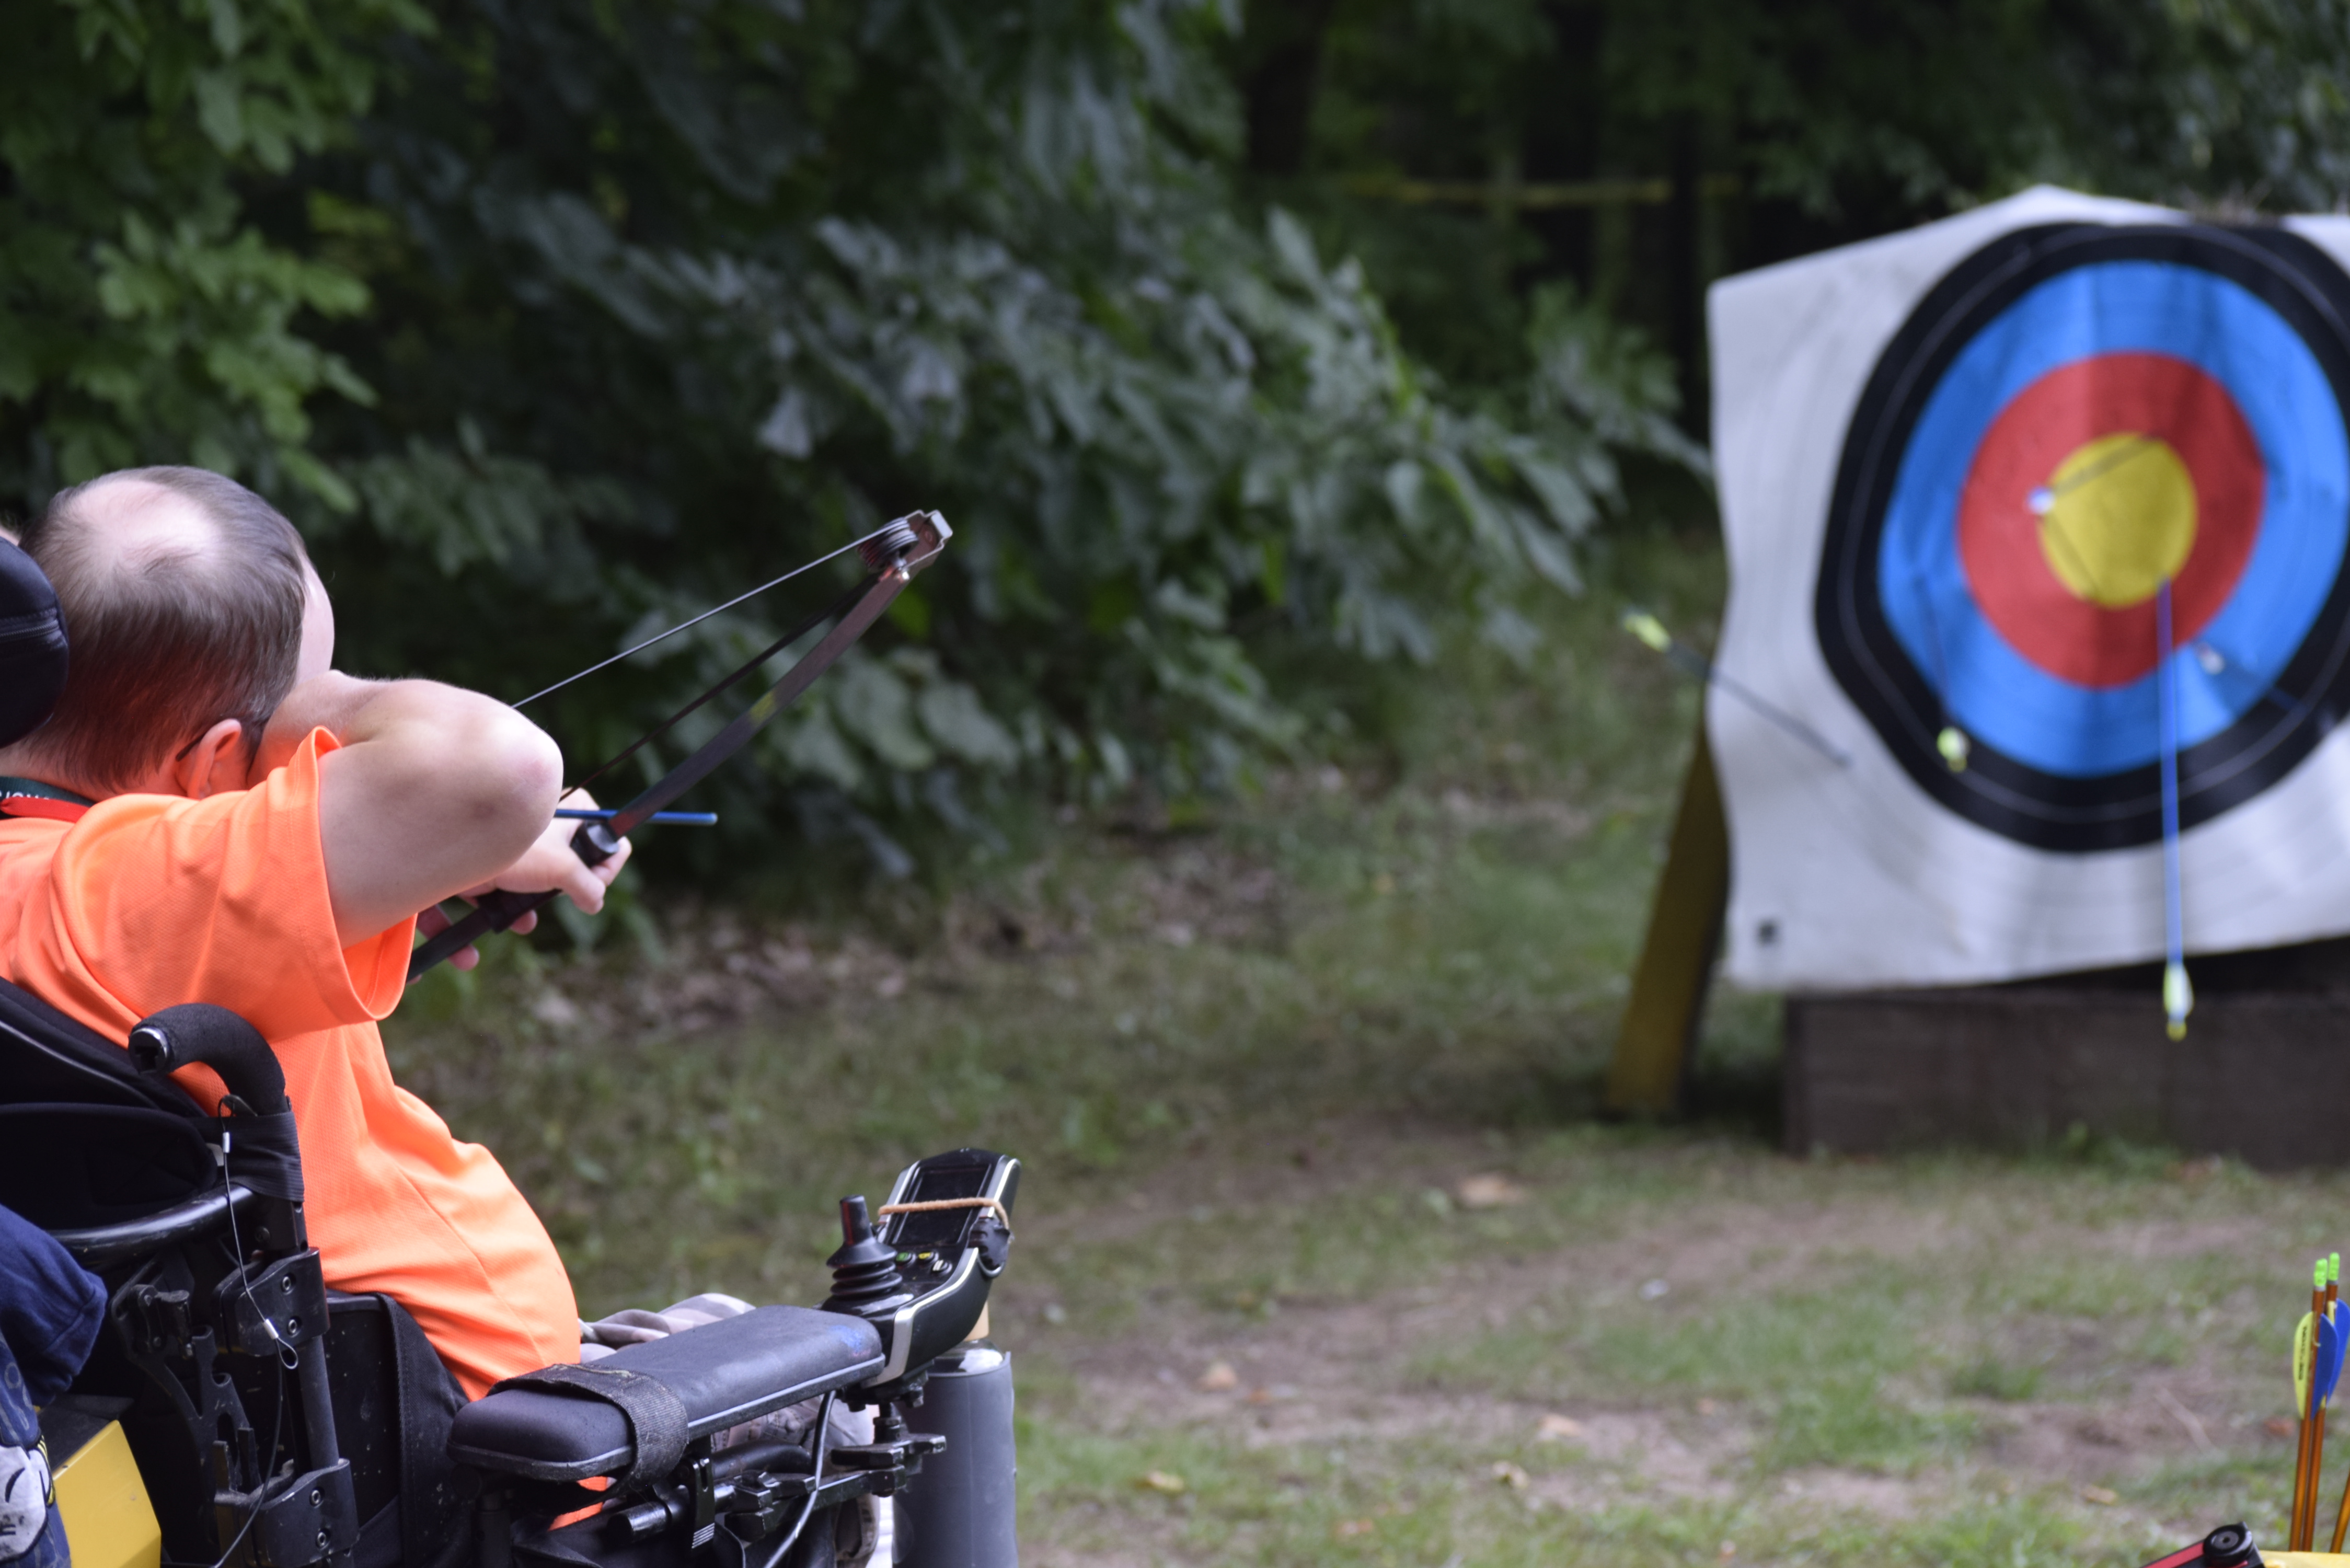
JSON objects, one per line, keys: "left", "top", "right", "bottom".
{"left": 781, "top": 1494, "right": 880, "bottom": 1568}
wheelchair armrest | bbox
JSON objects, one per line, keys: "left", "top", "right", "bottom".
{"left": 448, "top": 1307, "right": 885, "bottom": 1483}
{"left": 52, "top": 1182, "right": 261, "bottom": 1269}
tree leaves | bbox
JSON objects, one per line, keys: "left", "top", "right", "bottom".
{"left": 3, "top": 0, "right": 1679, "bottom": 874}
{"left": 0, "top": 0, "right": 420, "bottom": 507}
{"left": 283, "top": 0, "right": 1675, "bottom": 857}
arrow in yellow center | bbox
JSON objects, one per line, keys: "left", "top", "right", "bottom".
{"left": 2028, "top": 432, "right": 2199, "bottom": 608}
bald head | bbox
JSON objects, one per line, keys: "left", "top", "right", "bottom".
{"left": 13, "top": 466, "right": 313, "bottom": 793}
{"left": 67, "top": 475, "right": 223, "bottom": 569}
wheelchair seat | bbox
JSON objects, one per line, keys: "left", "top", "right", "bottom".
{"left": 448, "top": 1307, "right": 884, "bottom": 1482}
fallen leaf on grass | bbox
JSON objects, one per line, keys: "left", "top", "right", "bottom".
{"left": 1333, "top": 1519, "right": 1375, "bottom": 1539}
{"left": 2079, "top": 1485, "right": 2119, "bottom": 1506}
{"left": 1457, "top": 1173, "right": 1528, "bottom": 1209}
{"left": 1492, "top": 1461, "right": 1530, "bottom": 1490}
{"left": 1136, "top": 1471, "right": 1187, "bottom": 1495}
{"left": 2267, "top": 1417, "right": 2297, "bottom": 1437}
{"left": 530, "top": 991, "right": 580, "bottom": 1028}
{"left": 1536, "top": 1413, "right": 1585, "bottom": 1442}
{"left": 1196, "top": 1361, "right": 1238, "bottom": 1392}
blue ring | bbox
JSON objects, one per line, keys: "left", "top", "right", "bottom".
{"left": 1874, "top": 260, "right": 2350, "bottom": 779}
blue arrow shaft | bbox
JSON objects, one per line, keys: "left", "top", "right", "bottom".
{"left": 2158, "top": 581, "right": 2185, "bottom": 977}
{"left": 554, "top": 808, "right": 717, "bottom": 826}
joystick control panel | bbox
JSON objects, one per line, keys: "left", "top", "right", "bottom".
{"left": 822, "top": 1147, "right": 1019, "bottom": 1392}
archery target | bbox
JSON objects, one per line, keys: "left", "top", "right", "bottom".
{"left": 1821, "top": 225, "right": 2350, "bottom": 851}
{"left": 1706, "top": 187, "right": 2350, "bottom": 990}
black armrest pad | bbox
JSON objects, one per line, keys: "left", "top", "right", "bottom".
{"left": 447, "top": 1307, "right": 884, "bottom": 1483}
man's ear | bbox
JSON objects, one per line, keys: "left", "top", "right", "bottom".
{"left": 170, "top": 719, "right": 250, "bottom": 801}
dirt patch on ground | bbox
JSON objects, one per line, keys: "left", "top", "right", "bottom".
{"left": 1009, "top": 1127, "right": 2298, "bottom": 1542}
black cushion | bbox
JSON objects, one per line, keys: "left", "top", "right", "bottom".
{"left": 0, "top": 539, "right": 67, "bottom": 752}
{"left": 446, "top": 1307, "right": 884, "bottom": 1482}
{"left": 0, "top": 978, "right": 198, "bottom": 1116}
{"left": 0, "top": 1104, "right": 215, "bottom": 1228}
{"left": 0, "top": 979, "right": 305, "bottom": 1221}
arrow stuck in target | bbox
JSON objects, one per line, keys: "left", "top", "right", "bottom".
{"left": 1620, "top": 610, "right": 1853, "bottom": 769}
{"left": 2157, "top": 578, "right": 2194, "bottom": 1041}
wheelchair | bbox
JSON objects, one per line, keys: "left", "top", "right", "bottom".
{"left": 0, "top": 976, "right": 1022, "bottom": 1568}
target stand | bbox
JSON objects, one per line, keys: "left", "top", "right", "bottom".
{"left": 1781, "top": 937, "right": 2350, "bottom": 1168}
{"left": 1770, "top": 217, "right": 2350, "bottom": 1164}
{"left": 1608, "top": 739, "right": 2350, "bottom": 1168}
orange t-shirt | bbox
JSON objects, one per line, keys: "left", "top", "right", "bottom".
{"left": 0, "top": 730, "right": 580, "bottom": 1398}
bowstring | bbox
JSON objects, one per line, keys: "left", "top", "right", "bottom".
{"left": 511, "top": 522, "right": 913, "bottom": 711}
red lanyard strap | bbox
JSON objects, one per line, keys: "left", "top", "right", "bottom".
{"left": 0, "top": 777, "right": 93, "bottom": 824}
{"left": 0, "top": 795, "right": 86, "bottom": 824}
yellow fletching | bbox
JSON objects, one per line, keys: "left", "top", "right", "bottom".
{"left": 1621, "top": 612, "right": 1672, "bottom": 653}
{"left": 2298, "top": 1310, "right": 2318, "bottom": 1413}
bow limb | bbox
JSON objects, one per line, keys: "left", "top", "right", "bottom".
{"left": 406, "top": 511, "right": 950, "bottom": 981}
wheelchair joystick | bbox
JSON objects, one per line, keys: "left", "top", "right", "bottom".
{"left": 821, "top": 1196, "right": 911, "bottom": 1315}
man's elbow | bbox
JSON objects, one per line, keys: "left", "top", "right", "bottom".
{"left": 447, "top": 721, "right": 564, "bottom": 851}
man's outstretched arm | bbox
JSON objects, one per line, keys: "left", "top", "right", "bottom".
{"left": 253, "top": 674, "right": 582, "bottom": 948}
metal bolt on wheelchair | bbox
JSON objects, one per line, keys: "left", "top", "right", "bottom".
{"left": 2, "top": 979, "right": 1021, "bottom": 1568}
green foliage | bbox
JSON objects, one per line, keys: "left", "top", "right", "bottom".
{"left": 277, "top": 0, "right": 1675, "bottom": 871}
{"left": 0, "top": 0, "right": 422, "bottom": 506}
{"left": 1278, "top": 0, "right": 2350, "bottom": 397}
{"left": 1630, "top": 0, "right": 2350, "bottom": 215}
{"left": 1949, "top": 1354, "right": 2045, "bottom": 1401}
{"left": 20, "top": 0, "right": 2348, "bottom": 876}
{"left": 0, "top": 0, "right": 1679, "bottom": 874}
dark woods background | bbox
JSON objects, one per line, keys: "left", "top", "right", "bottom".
{"left": 5, "top": 0, "right": 2347, "bottom": 887}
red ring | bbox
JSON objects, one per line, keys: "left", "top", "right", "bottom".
{"left": 1957, "top": 352, "right": 2264, "bottom": 688}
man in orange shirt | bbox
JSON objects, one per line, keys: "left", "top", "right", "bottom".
{"left": 0, "top": 466, "right": 627, "bottom": 1398}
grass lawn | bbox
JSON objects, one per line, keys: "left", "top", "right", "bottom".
{"left": 384, "top": 524, "right": 2332, "bottom": 1566}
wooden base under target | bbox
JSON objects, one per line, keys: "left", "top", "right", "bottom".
{"left": 1785, "top": 938, "right": 2350, "bottom": 1168}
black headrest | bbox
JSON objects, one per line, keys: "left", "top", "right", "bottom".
{"left": 0, "top": 539, "right": 67, "bottom": 750}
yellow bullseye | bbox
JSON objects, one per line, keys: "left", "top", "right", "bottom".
{"left": 2029, "top": 433, "right": 2198, "bottom": 607}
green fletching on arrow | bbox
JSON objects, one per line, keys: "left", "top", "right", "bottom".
{"left": 2163, "top": 962, "right": 2194, "bottom": 1041}
{"left": 1621, "top": 610, "right": 1672, "bottom": 654}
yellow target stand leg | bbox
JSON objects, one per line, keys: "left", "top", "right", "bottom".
{"left": 1605, "top": 708, "right": 1731, "bottom": 1116}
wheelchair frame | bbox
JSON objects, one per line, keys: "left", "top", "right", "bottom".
{"left": 16, "top": 995, "right": 1019, "bottom": 1568}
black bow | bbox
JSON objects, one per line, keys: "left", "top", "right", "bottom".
{"left": 407, "top": 511, "right": 952, "bottom": 980}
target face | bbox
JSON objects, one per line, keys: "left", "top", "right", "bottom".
{"left": 1817, "top": 225, "right": 2350, "bottom": 852}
